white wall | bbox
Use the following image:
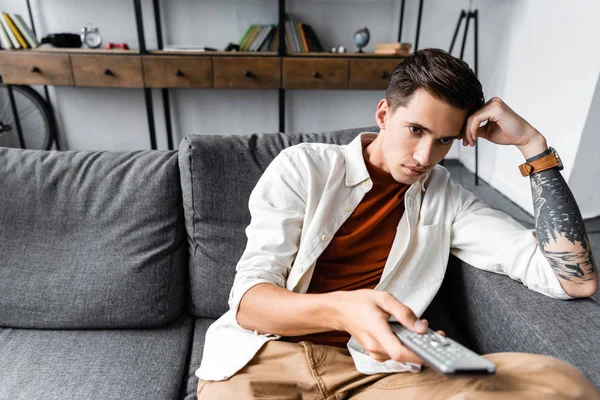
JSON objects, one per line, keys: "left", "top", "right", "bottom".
{"left": 569, "top": 75, "right": 600, "bottom": 217}
{"left": 2, "top": 0, "right": 467, "bottom": 155}
{"left": 458, "top": 0, "right": 600, "bottom": 218}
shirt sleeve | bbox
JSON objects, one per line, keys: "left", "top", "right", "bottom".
{"left": 447, "top": 178, "right": 574, "bottom": 300}
{"left": 228, "top": 149, "right": 307, "bottom": 316}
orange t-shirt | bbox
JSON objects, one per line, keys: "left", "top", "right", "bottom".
{"left": 282, "top": 147, "right": 408, "bottom": 348}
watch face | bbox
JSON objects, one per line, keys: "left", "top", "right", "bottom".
{"left": 550, "top": 147, "right": 564, "bottom": 170}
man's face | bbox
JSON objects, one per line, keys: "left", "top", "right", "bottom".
{"left": 370, "top": 89, "right": 468, "bottom": 185}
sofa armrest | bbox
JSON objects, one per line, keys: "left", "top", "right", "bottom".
{"left": 441, "top": 256, "right": 600, "bottom": 387}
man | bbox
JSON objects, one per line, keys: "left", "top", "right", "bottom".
{"left": 196, "top": 48, "right": 599, "bottom": 399}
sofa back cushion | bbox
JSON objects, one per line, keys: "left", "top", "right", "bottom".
{"left": 0, "top": 149, "right": 187, "bottom": 329}
{"left": 179, "top": 127, "right": 375, "bottom": 319}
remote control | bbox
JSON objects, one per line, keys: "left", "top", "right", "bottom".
{"left": 390, "top": 323, "right": 496, "bottom": 375}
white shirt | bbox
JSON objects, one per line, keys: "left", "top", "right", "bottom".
{"left": 196, "top": 132, "right": 573, "bottom": 381}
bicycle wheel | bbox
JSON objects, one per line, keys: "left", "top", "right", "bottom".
{"left": 0, "top": 85, "right": 55, "bottom": 150}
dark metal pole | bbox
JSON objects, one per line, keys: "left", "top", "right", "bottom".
{"left": 398, "top": 0, "right": 405, "bottom": 43}
{"left": 278, "top": 0, "right": 286, "bottom": 133}
{"left": 144, "top": 89, "right": 158, "bottom": 150}
{"left": 473, "top": 10, "right": 479, "bottom": 77}
{"left": 414, "top": 0, "right": 424, "bottom": 51}
{"left": 152, "top": 0, "right": 175, "bottom": 150}
{"left": 459, "top": 11, "right": 471, "bottom": 60}
{"left": 7, "top": 85, "right": 26, "bottom": 148}
{"left": 161, "top": 89, "right": 174, "bottom": 150}
{"left": 278, "top": 0, "right": 285, "bottom": 56}
{"left": 134, "top": 0, "right": 147, "bottom": 54}
{"left": 473, "top": 10, "right": 479, "bottom": 185}
{"left": 279, "top": 89, "right": 285, "bottom": 133}
{"left": 153, "top": 0, "right": 164, "bottom": 50}
{"left": 449, "top": 10, "right": 466, "bottom": 54}
{"left": 25, "top": 0, "right": 37, "bottom": 37}
{"left": 134, "top": 0, "right": 158, "bottom": 149}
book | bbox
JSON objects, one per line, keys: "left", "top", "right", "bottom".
{"left": 375, "top": 42, "right": 411, "bottom": 49}
{"left": 285, "top": 20, "right": 298, "bottom": 52}
{"left": 302, "top": 24, "right": 323, "bottom": 52}
{"left": 251, "top": 25, "right": 273, "bottom": 52}
{"left": 258, "top": 26, "right": 276, "bottom": 52}
{"left": 2, "top": 13, "right": 29, "bottom": 48}
{"left": 0, "top": 18, "right": 13, "bottom": 49}
{"left": 0, "top": 12, "right": 21, "bottom": 49}
{"left": 294, "top": 21, "right": 307, "bottom": 52}
{"left": 270, "top": 27, "right": 279, "bottom": 52}
{"left": 11, "top": 13, "right": 39, "bottom": 48}
{"left": 163, "top": 45, "right": 217, "bottom": 52}
{"left": 298, "top": 22, "right": 309, "bottom": 52}
{"left": 257, "top": 25, "right": 277, "bottom": 51}
{"left": 374, "top": 48, "right": 410, "bottom": 56}
{"left": 242, "top": 25, "right": 261, "bottom": 51}
{"left": 238, "top": 24, "right": 255, "bottom": 49}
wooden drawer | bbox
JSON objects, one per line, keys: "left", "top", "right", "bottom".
{"left": 349, "top": 58, "right": 405, "bottom": 90}
{"left": 71, "top": 54, "right": 144, "bottom": 88}
{"left": 214, "top": 57, "right": 280, "bottom": 89}
{"left": 283, "top": 58, "right": 348, "bottom": 90}
{"left": 0, "top": 52, "right": 73, "bottom": 86}
{"left": 143, "top": 55, "right": 213, "bottom": 88}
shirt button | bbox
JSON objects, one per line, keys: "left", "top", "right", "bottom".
{"left": 230, "top": 290, "right": 234, "bottom": 299}
{"left": 344, "top": 205, "right": 351, "bottom": 212}
{"left": 321, "top": 235, "right": 328, "bottom": 241}
{"left": 363, "top": 180, "right": 372, "bottom": 189}
{"left": 298, "top": 267, "right": 304, "bottom": 273}
{"left": 347, "top": 178, "right": 354, "bottom": 184}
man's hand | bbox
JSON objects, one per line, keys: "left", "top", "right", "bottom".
{"left": 329, "top": 289, "right": 445, "bottom": 364}
{"left": 462, "top": 97, "right": 548, "bottom": 158}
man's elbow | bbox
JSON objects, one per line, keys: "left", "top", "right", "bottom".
{"left": 563, "top": 279, "right": 598, "bottom": 298}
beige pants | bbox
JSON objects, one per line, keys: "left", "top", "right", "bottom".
{"left": 197, "top": 340, "right": 600, "bottom": 399}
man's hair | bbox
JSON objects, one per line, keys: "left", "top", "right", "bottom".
{"left": 385, "top": 48, "right": 485, "bottom": 117}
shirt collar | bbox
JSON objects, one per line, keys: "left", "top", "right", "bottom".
{"left": 343, "top": 132, "right": 430, "bottom": 192}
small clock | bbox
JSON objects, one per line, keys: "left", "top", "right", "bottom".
{"left": 81, "top": 25, "right": 102, "bottom": 49}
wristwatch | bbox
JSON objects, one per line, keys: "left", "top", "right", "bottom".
{"left": 518, "top": 147, "right": 563, "bottom": 177}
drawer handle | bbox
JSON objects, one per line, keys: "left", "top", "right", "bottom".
{"left": 312, "top": 72, "right": 322, "bottom": 79}
{"left": 175, "top": 69, "right": 184, "bottom": 77}
{"left": 104, "top": 69, "right": 114, "bottom": 76}
{"left": 31, "top": 66, "right": 40, "bottom": 73}
{"left": 381, "top": 71, "right": 390, "bottom": 79}
{"left": 244, "top": 70, "right": 254, "bottom": 78}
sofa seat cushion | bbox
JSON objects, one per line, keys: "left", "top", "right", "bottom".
{"left": 0, "top": 312, "right": 193, "bottom": 400}
{"left": 178, "top": 127, "right": 377, "bottom": 319}
{"left": 0, "top": 149, "right": 187, "bottom": 329}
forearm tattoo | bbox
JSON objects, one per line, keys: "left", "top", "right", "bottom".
{"left": 530, "top": 158, "right": 597, "bottom": 283}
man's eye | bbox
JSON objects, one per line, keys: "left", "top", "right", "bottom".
{"left": 439, "top": 137, "right": 454, "bottom": 145}
{"left": 409, "top": 126, "right": 421, "bottom": 134}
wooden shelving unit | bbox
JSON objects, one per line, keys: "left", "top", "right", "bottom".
{"left": 0, "top": 0, "right": 424, "bottom": 150}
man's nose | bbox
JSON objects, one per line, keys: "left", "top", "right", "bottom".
{"left": 413, "top": 140, "right": 433, "bottom": 167}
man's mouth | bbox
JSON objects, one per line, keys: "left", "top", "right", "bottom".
{"left": 403, "top": 166, "right": 427, "bottom": 176}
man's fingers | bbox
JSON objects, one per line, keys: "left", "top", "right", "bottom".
{"left": 376, "top": 293, "right": 427, "bottom": 334}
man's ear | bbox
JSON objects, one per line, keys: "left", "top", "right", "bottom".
{"left": 375, "top": 99, "right": 390, "bottom": 129}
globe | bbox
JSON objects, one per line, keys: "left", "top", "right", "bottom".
{"left": 354, "top": 27, "right": 370, "bottom": 53}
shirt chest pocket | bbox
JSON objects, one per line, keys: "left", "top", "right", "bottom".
{"left": 395, "top": 223, "right": 446, "bottom": 288}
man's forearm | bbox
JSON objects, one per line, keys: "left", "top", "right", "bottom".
{"left": 236, "top": 283, "right": 339, "bottom": 336}
{"left": 521, "top": 141, "right": 598, "bottom": 297}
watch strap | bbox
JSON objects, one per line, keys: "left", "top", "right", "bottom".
{"left": 519, "top": 151, "right": 561, "bottom": 176}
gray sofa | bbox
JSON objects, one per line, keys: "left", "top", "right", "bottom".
{"left": 1, "top": 127, "right": 598, "bottom": 399}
